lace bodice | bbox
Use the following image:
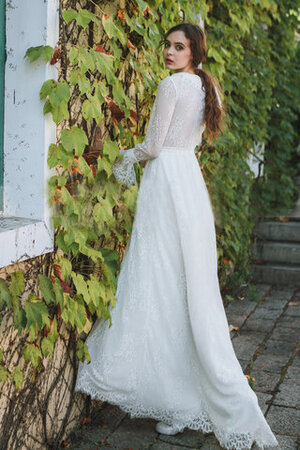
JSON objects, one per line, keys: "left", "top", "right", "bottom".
{"left": 112, "top": 72, "right": 219, "bottom": 187}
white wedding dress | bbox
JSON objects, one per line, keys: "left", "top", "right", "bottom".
{"left": 75, "top": 72, "right": 279, "bottom": 450}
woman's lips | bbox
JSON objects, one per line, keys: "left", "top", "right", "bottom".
{"left": 166, "top": 59, "right": 174, "bottom": 64}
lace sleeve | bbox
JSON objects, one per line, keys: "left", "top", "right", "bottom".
{"left": 112, "top": 77, "right": 177, "bottom": 187}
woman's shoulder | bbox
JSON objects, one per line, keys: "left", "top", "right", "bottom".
{"left": 168, "top": 71, "right": 204, "bottom": 90}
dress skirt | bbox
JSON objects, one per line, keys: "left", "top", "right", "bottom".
{"left": 75, "top": 146, "right": 279, "bottom": 450}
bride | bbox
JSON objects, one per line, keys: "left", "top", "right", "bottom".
{"left": 75, "top": 23, "right": 279, "bottom": 450}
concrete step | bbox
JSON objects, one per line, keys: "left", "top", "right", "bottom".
{"left": 250, "top": 263, "right": 300, "bottom": 286}
{"left": 253, "top": 221, "right": 300, "bottom": 242}
{"left": 251, "top": 241, "right": 300, "bottom": 264}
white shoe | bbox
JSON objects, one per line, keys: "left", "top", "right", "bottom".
{"left": 155, "top": 421, "right": 185, "bottom": 435}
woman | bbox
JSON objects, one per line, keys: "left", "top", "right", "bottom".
{"left": 75, "top": 23, "right": 279, "bottom": 450}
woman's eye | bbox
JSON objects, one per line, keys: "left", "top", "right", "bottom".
{"left": 164, "top": 42, "right": 170, "bottom": 48}
{"left": 176, "top": 45, "right": 183, "bottom": 50}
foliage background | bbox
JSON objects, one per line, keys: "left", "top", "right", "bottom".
{"left": 0, "top": 0, "right": 299, "bottom": 447}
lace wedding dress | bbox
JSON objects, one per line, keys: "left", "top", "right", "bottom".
{"left": 75, "top": 72, "right": 279, "bottom": 450}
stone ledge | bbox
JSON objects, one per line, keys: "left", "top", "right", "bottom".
{"left": 0, "top": 216, "right": 54, "bottom": 269}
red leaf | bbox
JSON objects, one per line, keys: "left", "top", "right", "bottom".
{"left": 129, "top": 109, "right": 138, "bottom": 121}
{"left": 85, "top": 306, "right": 91, "bottom": 320}
{"left": 118, "top": 9, "right": 126, "bottom": 23}
{"left": 60, "top": 281, "right": 73, "bottom": 294}
{"left": 127, "top": 118, "right": 135, "bottom": 128}
{"left": 127, "top": 36, "right": 136, "bottom": 50}
{"left": 80, "top": 416, "right": 92, "bottom": 425}
{"left": 95, "top": 45, "right": 111, "bottom": 56}
{"left": 106, "top": 96, "right": 125, "bottom": 123}
{"left": 50, "top": 46, "right": 61, "bottom": 65}
{"left": 57, "top": 304, "right": 62, "bottom": 319}
{"left": 89, "top": 164, "right": 96, "bottom": 178}
{"left": 53, "top": 264, "right": 64, "bottom": 282}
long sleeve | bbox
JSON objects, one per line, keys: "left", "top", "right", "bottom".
{"left": 112, "top": 77, "right": 177, "bottom": 187}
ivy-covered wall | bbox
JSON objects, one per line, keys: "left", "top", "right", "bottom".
{"left": 0, "top": 0, "right": 299, "bottom": 448}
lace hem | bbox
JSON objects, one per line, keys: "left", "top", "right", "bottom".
{"left": 112, "top": 149, "right": 137, "bottom": 187}
{"left": 75, "top": 382, "right": 279, "bottom": 450}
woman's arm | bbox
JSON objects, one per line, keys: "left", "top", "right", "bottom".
{"left": 112, "top": 76, "right": 177, "bottom": 187}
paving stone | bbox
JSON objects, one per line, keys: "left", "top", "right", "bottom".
{"left": 91, "top": 403, "right": 127, "bottom": 430}
{"left": 258, "top": 298, "right": 288, "bottom": 311}
{"left": 250, "top": 369, "right": 280, "bottom": 394}
{"left": 106, "top": 416, "right": 157, "bottom": 448}
{"left": 271, "top": 326, "right": 300, "bottom": 344}
{"left": 231, "top": 332, "right": 265, "bottom": 360}
{"left": 276, "top": 314, "right": 300, "bottom": 329}
{"left": 249, "top": 307, "right": 283, "bottom": 321}
{"left": 150, "top": 442, "right": 194, "bottom": 450}
{"left": 273, "top": 434, "right": 300, "bottom": 450}
{"left": 225, "top": 299, "right": 258, "bottom": 318}
{"left": 285, "top": 303, "right": 300, "bottom": 318}
{"left": 67, "top": 425, "right": 112, "bottom": 448}
{"left": 266, "top": 405, "right": 300, "bottom": 436}
{"left": 157, "top": 428, "right": 206, "bottom": 448}
{"left": 273, "top": 366, "right": 300, "bottom": 409}
{"left": 255, "top": 392, "right": 273, "bottom": 415}
{"left": 269, "top": 286, "right": 296, "bottom": 302}
{"left": 253, "top": 339, "right": 295, "bottom": 373}
{"left": 236, "top": 358, "right": 250, "bottom": 372}
{"left": 241, "top": 317, "right": 274, "bottom": 333}
{"left": 292, "top": 348, "right": 300, "bottom": 367}
{"left": 227, "top": 314, "right": 250, "bottom": 328}
{"left": 200, "top": 434, "right": 223, "bottom": 449}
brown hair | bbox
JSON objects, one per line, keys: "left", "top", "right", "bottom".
{"left": 162, "top": 23, "right": 225, "bottom": 143}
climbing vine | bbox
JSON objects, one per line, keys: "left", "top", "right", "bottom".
{"left": 0, "top": 0, "right": 299, "bottom": 390}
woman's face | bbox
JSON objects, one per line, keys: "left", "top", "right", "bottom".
{"left": 163, "top": 30, "right": 194, "bottom": 73}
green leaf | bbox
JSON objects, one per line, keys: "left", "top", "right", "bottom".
{"left": 51, "top": 102, "right": 69, "bottom": 124}
{"left": 102, "top": 15, "right": 126, "bottom": 46}
{"left": 25, "top": 45, "right": 53, "bottom": 63}
{"left": 0, "top": 366, "right": 8, "bottom": 384}
{"left": 62, "top": 8, "right": 77, "bottom": 24}
{"left": 78, "top": 47, "right": 95, "bottom": 73}
{"left": 82, "top": 97, "right": 104, "bottom": 123}
{"left": 48, "top": 143, "right": 71, "bottom": 169}
{"left": 25, "top": 299, "right": 50, "bottom": 331}
{"left": 10, "top": 366, "right": 23, "bottom": 389}
{"left": 55, "top": 258, "right": 72, "bottom": 280}
{"left": 102, "top": 139, "right": 120, "bottom": 163}
{"left": 53, "top": 279, "right": 64, "bottom": 307}
{"left": 10, "top": 271, "right": 25, "bottom": 298}
{"left": 70, "top": 69, "right": 91, "bottom": 94}
{"left": 0, "top": 279, "right": 12, "bottom": 308}
{"left": 112, "top": 80, "right": 130, "bottom": 109}
{"left": 92, "top": 51, "right": 114, "bottom": 76}
{"left": 76, "top": 9, "right": 99, "bottom": 28}
{"left": 22, "top": 343, "right": 42, "bottom": 368}
{"left": 77, "top": 340, "right": 91, "bottom": 363}
{"left": 72, "top": 272, "right": 90, "bottom": 303}
{"left": 38, "top": 274, "right": 56, "bottom": 304}
{"left": 56, "top": 231, "right": 69, "bottom": 254}
{"left": 61, "top": 126, "right": 88, "bottom": 156}
{"left": 41, "top": 337, "right": 54, "bottom": 358}
{"left": 40, "top": 79, "right": 57, "bottom": 99}
{"left": 69, "top": 47, "right": 79, "bottom": 64}
{"left": 49, "top": 80, "right": 70, "bottom": 106}
{"left": 77, "top": 155, "right": 92, "bottom": 176}
{"left": 93, "top": 198, "right": 114, "bottom": 226}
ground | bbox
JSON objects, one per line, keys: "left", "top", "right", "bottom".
{"left": 63, "top": 284, "right": 300, "bottom": 450}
